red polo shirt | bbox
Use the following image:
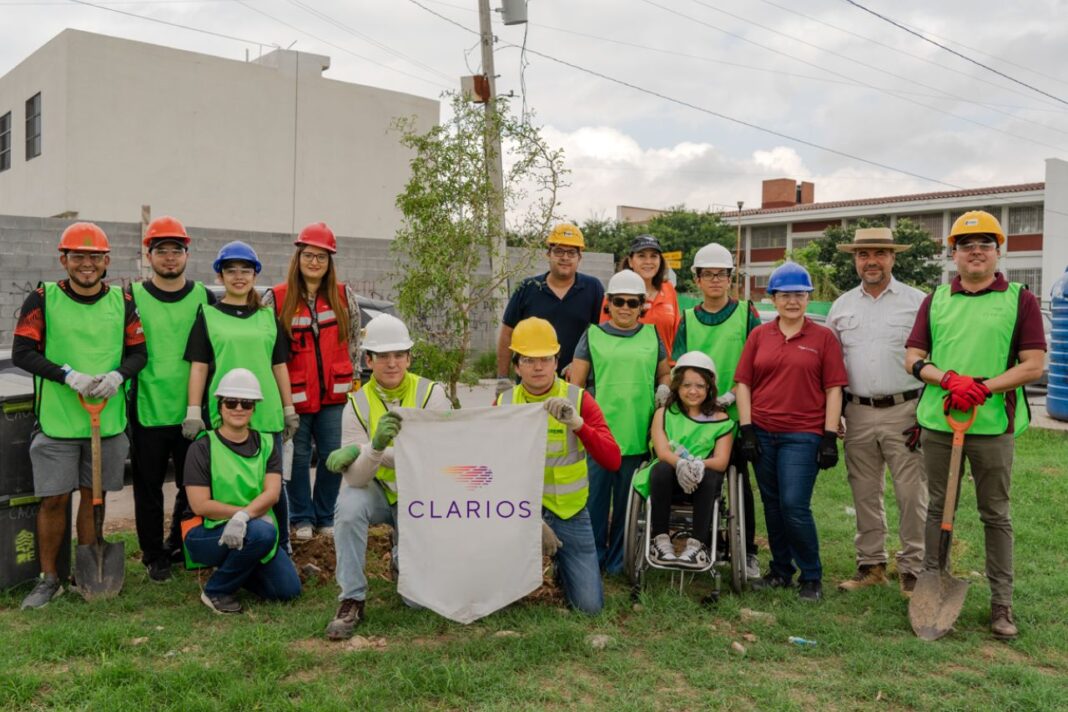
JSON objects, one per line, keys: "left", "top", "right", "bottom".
{"left": 734, "top": 318, "right": 849, "bottom": 435}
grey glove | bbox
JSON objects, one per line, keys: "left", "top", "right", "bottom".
{"left": 541, "top": 520, "right": 563, "bottom": 557}
{"left": 63, "top": 367, "right": 97, "bottom": 397}
{"left": 655, "top": 384, "right": 671, "bottom": 408}
{"left": 544, "top": 397, "right": 583, "bottom": 431}
{"left": 283, "top": 405, "right": 300, "bottom": 442}
{"left": 182, "top": 405, "right": 206, "bottom": 440}
{"left": 87, "top": 370, "right": 123, "bottom": 400}
{"left": 716, "top": 391, "right": 736, "bottom": 408}
{"left": 675, "top": 457, "right": 700, "bottom": 495}
{"left": 218, "top": 510, "right": 250, "bottom": 550}
{"left": 495, "top": 377, "right": 514, "bottom": 396}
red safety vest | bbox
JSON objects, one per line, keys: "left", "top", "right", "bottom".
{"left": 272, "top": 283, "right": 355, "bottom": 413}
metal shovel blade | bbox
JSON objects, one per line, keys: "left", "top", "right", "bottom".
{"left": 909, "top": 569, "right": 969, "bottom": 641}
{"left": 75, "top": 539, "right": 125, "bottom": 601}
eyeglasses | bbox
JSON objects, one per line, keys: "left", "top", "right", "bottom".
{"left": 222, "top": 266, "right": 255, "bottom": 277}
{"left": 66, "top": 252, "right": 106, "bottom": 264}
{"left": 518, "top": 355, "right": 555, "bottom": 366}
{"left": 369, "top": 351, "right": 410, "bottom": 362}
{"left": 955, "top": 241, "right": 997, "bottom": 253}
{"left": 610, "top": 296, "right": 643, "bottom": 308}
{"left": 549, "top": 247, "right": 580, "bottom": 258}
{"left": 220, "top": 398, "right": 256, "bottom": 411}
{"left": 773, "top": 292, "right": 808, "bottom": 302}
{"left": 679, "top": 381, "right": 709, "bottom": 392}
{"left": 300, "top": 251, "right": 330, "bottom": 264}
{"left": 698, "top": 270, "right": 731, "bottom": 282}
{"left": 151, "top": 248, "right": 187, "bottom": 257}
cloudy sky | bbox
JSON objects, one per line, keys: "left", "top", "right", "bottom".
{"left": 2, "top": 0, "right": 1066, "bottom": 221}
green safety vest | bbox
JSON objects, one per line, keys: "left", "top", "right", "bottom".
{"left": 202, "top": 306, "right": 284, "bottom": 433}
{"left": 349, "top": 373, "right": 435, "bottom": 505}
{"left": 185, "top": 430, "right": 278, "bottom": 568}
{"left": 497, "top": 378, "right": 588, "bottom": 519}
{"left": 587, "top": 323, "right": 659, "bottom": 455}
{"left": 916, "top": 283, "right": 1029, "bottom": 436}
{"left": 683, "top": 301, "right": 749, "bottom": 422}
{"left": 132, "top": 282, "right": 208, "bottom": 427}
{"left": 37, "top": 283, "right": 126, "bottom": 438}
{"left": 632, "top": 405, "right": 735, "bottom": 497}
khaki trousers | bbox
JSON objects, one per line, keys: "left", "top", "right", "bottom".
{"left": 921, "top": 429, "right": 1014, "bottom": 605}
{"left": 843, "top": 399, "right": 927, "bottom": 576}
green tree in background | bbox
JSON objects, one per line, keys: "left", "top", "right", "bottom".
{"left": 812, "top": 218, "right": 944, "bottom": 294}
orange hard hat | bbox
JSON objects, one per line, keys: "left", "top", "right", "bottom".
{"left": 58, "top": 222, "right": 110, "bottom": 253}
{"left": 296, "top": 222, "right": 337, "bottom": 253}
{"left": 144, "top": 216, "right": 190, "bottom": 247}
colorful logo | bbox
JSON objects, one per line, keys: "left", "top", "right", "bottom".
{"left": 443, "top": 465, "right": 494, "bottom": 490}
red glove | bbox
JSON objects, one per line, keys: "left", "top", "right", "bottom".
{"left": 943, "top": 392, "right": 973, "bottom": 415}
{"left": 940, "top": 371, "right": 991, "bottom": 407}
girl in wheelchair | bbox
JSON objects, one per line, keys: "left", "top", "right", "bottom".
{"left": 640, "top": 351, "right": 735, "bottom": 568}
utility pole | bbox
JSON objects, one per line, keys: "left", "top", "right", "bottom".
{"left": 478, "top": 0, "right": 509, "bottom": 319}
{"left": 733, "top": 200, "right": 745, "bottom": 299}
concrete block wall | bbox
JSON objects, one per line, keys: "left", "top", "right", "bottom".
{"left": 0, "top": 214, "right": 614, "bottom": 353}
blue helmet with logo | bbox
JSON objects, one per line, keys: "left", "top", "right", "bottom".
{"left": 213, "top": 240, "right": 262, "bottom": 274}
{"left": 767, "top": 261, "right": 813, "bottom": 294}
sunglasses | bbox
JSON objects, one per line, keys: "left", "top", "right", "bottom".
{"left": 610, "top": 297, "right": 643, "bottom": 309}
{"left": 220, "top": 398, "right": 256, "bottom": 411}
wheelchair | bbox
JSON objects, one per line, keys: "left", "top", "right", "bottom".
{"left": 623, "top": 462, "right": 748, "bottom": 603}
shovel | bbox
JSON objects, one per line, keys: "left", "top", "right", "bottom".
{"left": 909, "top": 406, "right": 977, "bottom": 641}
{"left": 74, "top": 395, "right": 125, "bottom": 600}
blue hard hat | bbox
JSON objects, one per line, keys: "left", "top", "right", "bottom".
{"left": 213, "top": 240, "right": 262, "bottom": 274}
{"left": 767, "top": 261, "right": 813, "bottom": 293}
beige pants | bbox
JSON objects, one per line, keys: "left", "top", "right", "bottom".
{"left": 843, "top": 399, "right": 927, "bottom": 576}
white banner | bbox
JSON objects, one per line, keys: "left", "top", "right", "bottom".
{"left": 393, "top": 403, "right": 547, "bottom": 624}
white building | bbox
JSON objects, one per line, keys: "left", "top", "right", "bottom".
{"left": 0, "top": 29, "right": 438, "bottom": 238}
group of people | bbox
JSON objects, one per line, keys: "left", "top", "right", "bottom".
{"left": 13, "top": 210, "right": 1044, "bottom": 642}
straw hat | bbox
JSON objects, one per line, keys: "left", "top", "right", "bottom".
{"left": 836, "top": 227, "right": 911, "bottom": 253}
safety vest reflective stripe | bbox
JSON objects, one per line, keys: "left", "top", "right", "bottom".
{"left": 292, "top": 316, "right": 313, "bottom": 327}
{"left": 319, "top": 310, "right": 337, "bottom": 322}
{"left": 292, "top": 392, "right": 308, "bottom": 404}
{"left": 544, "top": 477, "right": 588, "bottom": 495}
{"left": 332, "top": 382, "right": 351, "bottom": 394}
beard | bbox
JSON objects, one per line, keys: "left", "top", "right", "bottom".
{"left": 153, "top": 264, "right": 186, "bottom": 279}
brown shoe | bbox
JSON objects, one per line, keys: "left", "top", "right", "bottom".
{"left": 837, "top": 563, "right": 888, "bottom": 592}
{"left": 899, "top": 572, "right": 918, "bottom": 598}
{"left": 325, "top": 598, "right": 365, "bottom": 641}
{"left": 991, "top": 604, "right": 1018, "bottom": 640}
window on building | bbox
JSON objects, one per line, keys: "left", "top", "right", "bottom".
{"left": 750, "top": 225, "right": 787, "bottom": 249}
{"left": 846, "top": 215, "right": 889, "bottom": 228}
{"left": 1007, "top": 205, "right": 1043, "bottom": 235}
{"left": 752, "top": 274, "right": 770, "bottom": 288}
{"left": 898, "top": 213, "right": 944, "bottom": 241}
{"left": 1006, "top": 268, "right": 1042, "bottom": 297}
{"left": 25, "top": 93, "right": 41, "bottom": 160}
{"left": 0, "top": 112, "right": 11, "bottom": 172}
{"left": 790, "top": 235, "right": 821, "bottom": 249}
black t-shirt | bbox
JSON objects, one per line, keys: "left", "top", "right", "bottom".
{"left": 181, "top": 430, "right": 283, "bottom": 520}
{"left": 183, "top": 302, "right": 289, "bottom": 365}
{"left": 127, "top": 279, "right": 218, "bottom": 306}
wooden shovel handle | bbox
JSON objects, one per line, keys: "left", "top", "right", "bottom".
{"left": 940, "top": 407, "right": 976, "bottom": 533}
{"left": 78, "top": 395, "right": 108, "bottom": 506}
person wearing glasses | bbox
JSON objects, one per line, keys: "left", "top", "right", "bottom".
{"left": 671, "top": 242, "right": 762, "bottom": 579}
{"left": 601, "top": 235, "right": 681, "bottom": 358}
{"left": 263, "top": 223, "right": 361, "bottom": 543}
{"left": 126, "top": 216, "right": 215, "bottom": 583}
{"left": 181, "top": 368, "right": 301, "bottom": 614}
{"left": 569, "top": 269, "right": 670, "bottom": 574}
{"left": 496, "top": 223, "right": 606, "bottom": 393}
{"left": 184, "top": 240, "right": 298, "bottom": 552}
{"left": 735, "top": 262, "right": 848, "bottom": 602}
{"left": 905, "top": 211, "right": 1046, "bottom": 640}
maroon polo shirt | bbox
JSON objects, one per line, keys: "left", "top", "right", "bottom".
{"left": 735, "top": 318, "right": 849, "bottom": 435}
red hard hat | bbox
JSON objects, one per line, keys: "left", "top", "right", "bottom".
{"left": 296, "top": 222, "right": 337, "bottom": 253}
{"left": 144, "top": 215, "right": 190, "bottom": 247}
{"left": 58, "top": 222, "right": 110, "bottom": 253}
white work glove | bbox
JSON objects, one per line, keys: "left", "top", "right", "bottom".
{"left": 544, "top": 397, "right": 583, "bottom": 432}
{"left": 675, "top": 457, "right": 700, "bottom": 495}
{"left": 495, "top": 377, "right": 514, "bottom": 396}
{"left": 655, "top": 384, "right": 671, "bottom": 408}
{"left": 218, "top": 510, "right": 250, "bottom": 550}
{"left": 542, "top": 520, "right": 563, "bottom": 557}
{"left": 87, "top": 370, "right": 123, "bottom": 400}
{"left": 182, "top": 405, "right": 206, "bottom": 440}
{"left": 63, "top": 366, "right": 97, "bottom": 397}
{"left": 716, "top": 391, "right": 736, "bottom": 408}
{"left": 283, "top": 405, "right": 300, "bottom": 442}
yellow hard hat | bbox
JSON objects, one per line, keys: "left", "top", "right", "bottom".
{"left": 510, "top": 317, "right": 561, "bottom": 357}
{"left": 546, "top": 223, "right": 585, "bottom": 249}
{"left": 948, "top": 210, "right": 1005, "bottom": 247}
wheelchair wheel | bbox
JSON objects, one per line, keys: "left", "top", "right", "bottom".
{"left": 623, "top": 485, "right": 646, "bottom": 592}
{"left": 727, "top": 465, "right": 748, "bottom": 594}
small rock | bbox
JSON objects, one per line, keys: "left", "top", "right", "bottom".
{"left": 347, "top": 635, "right": 387, "bottom": 651}
{"left": 876, "top": 690, "right": 884, "bottom": 702}
{"left": 154, "top": 626, "right": 164, "bottom": 631}
{"left": 844, "top": 506, "right": 856, "bottom": 516}
{"left": 587, "top": 634, "right": 613, "bottom": 650}
{"left": 130, "top": 637, "right": 149, "bottom": 646}
{"left": 163, "top": 650, "right": 177, "bottom": 658}
{"left": 302, "top": 563, "right": 323, "bottom": 577}
{"left": 742, "top": 633, "right": 757, "bottom": 643}
{"left": 631, "top": 603, "right": 644, "bottom": 613}
{"left": 970, "top": 571, "right": 984, "bottom": 578}
{"left": 731, "top": 641, "right": 747, "bottom": 655}
{"left": 493, "top": 630, "right": 521, "bottom": 638}
{"left": 739, "top": 608, "right": 776, "bottom": 624}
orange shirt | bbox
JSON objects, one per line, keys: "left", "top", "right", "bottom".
{"left": 600, "top": 281, "right": 680, "bottom": 362}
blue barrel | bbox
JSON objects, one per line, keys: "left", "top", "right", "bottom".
{"left": 1048, "top": 267, "right": 1068, "bottom": 421}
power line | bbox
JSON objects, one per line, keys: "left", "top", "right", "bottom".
{"left": 841, "top": 0, "right": 1068, "bottom": 107}
{"left": 67, "top": 0, "right": 273, "bottom": 46}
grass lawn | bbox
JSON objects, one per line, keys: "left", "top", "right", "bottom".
{"left": 3, "top": 429, "right": 1067, "bottom": 710}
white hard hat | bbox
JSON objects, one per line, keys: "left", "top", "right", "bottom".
{"left": 214, "top": 367, "right": 264, "bottom": 400}
{"left": 362, "top": 313, "right": 414, "bottom": 353}
{"left": 691, "top": 243, "right": 734, "bottom": 273}
{"left": 671, "top": 351, "right": 717, "bottom": 382}
{"left": 606, "top": 269, "right": 645, "bottom": 296}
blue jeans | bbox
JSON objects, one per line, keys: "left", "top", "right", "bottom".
{"left": 752, "top": 428, "right": 822, "bottom": 583}
{"left": 289, "top": 405, "right": 343, "bottom": 528}
{"left": 544, "top": 507, "right": 604, "bottom": 614}
{"left": 184, "top": 518, "right": 302, "bottom": 600}
{"left": 587, "top": 454, "right": 644, "bottom": 575}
